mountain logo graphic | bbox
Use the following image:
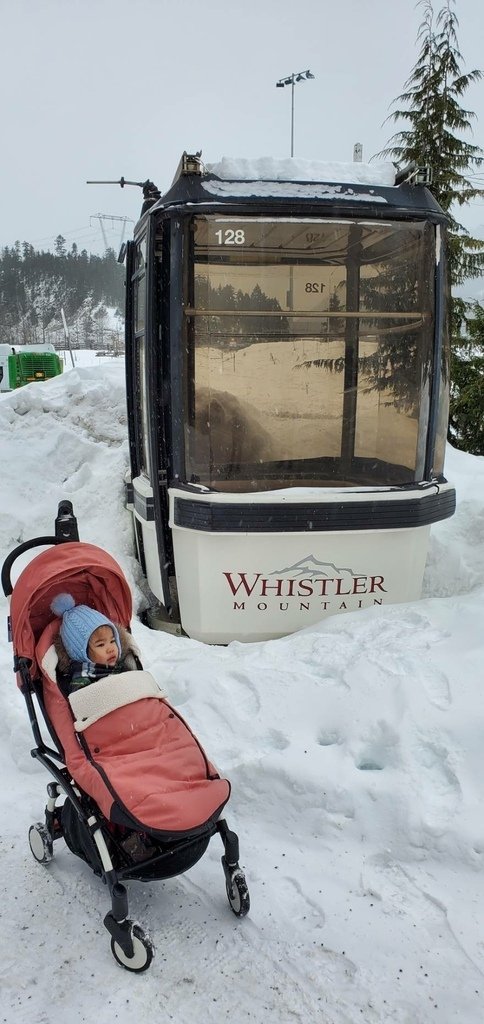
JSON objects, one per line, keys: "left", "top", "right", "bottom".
{"left": 269, "top": 554, "right": 363, "bottom": 579}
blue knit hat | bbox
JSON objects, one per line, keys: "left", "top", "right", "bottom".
{"left": 51, "top": 593, "right": 121, "bottom": 663}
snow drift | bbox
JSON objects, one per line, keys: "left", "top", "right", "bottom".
{"left": 0, "top": 357, "right": 483, "bottom": 1022}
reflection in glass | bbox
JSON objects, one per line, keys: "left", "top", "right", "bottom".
{"left": 183, "top": 217, "right": 437, "bottom": 492}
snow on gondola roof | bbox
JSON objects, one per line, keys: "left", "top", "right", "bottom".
{"left": 200, "top": 157, "right": 395, "bottom": 203}
{"left": 204, "top": 157, "right": 396, "bottom": 186}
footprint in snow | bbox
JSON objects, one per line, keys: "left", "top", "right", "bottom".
{"left": 421, "top": 666, "right": 451, "bottom": 709}
{"left": 354, "top": 720, "right": 400, "bottom": 773}
{"left": 412, "top": 737, "right": 462, "bottom": 827}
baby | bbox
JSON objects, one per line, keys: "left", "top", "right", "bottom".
{"left": 51, "top": 593, "right": 140, "bottom": 696}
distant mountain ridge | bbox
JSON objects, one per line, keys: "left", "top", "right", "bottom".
{"left": 0, "top": 239, "right": 125, "bottom": 348}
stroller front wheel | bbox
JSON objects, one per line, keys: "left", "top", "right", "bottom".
{"left": 110, "top": 924, "right": 154, "bottom": 973}
{"left": 28, "top": 822, "right": 53, "bottom": 864}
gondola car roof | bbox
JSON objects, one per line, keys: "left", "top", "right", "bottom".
{"left": 135, "top": 154, "right": 449, "bottom": 232}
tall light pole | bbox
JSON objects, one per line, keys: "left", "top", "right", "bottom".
{"left": 276, "top": 69, "right": 315, "bottom": 157}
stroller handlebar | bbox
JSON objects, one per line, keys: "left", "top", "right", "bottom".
{"left": 2, "top": 499, "right": 80, "bottom": 597}
{"left": 1, "top": 537, "right": 58, "bottom": 597}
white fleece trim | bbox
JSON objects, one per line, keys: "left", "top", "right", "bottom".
{"left": 42, "top": 645, "right": 58, "bottom": 683}
{"left": 68, "top": 670, "right": 164, "bottom": 731}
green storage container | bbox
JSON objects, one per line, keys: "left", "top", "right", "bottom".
{"left": 7, "top": 351, "right": 63, "bottom": 389}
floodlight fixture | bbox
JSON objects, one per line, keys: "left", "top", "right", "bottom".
{"left": 275, "top": 68, "right": 315, "bottom": 157}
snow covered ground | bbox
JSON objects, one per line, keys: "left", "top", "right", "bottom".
{"left": 0, "top": 360, "right": 483, "bottom": 1023}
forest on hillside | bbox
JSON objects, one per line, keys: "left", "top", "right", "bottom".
{"left": 0, "top": 236, "right": 125, "bottom": 349}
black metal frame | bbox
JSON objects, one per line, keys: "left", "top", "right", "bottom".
{"left": 145, "top": 216, "right": 173, "bottom": 604}
{"left": 124, "top": 240, "right": 140, "bottom": 480}
{"left": 124, "top": 227, "right": 172, "bottom": 605}
{"left": 425, "top": 225, "right": 448, "bottom": 479}
{"left": 173, "top": 485, "right": 456, "bottom": 533}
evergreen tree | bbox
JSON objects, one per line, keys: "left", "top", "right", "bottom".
{"left": 80, "top": 305, "right": 96, "bottom": 349}
{"left": 54, "top": 234, "right": 67, "bottom": 258}
{"left": 378, "top": 0, "right": 484, "bottom": 452}
{"left": 448, "top": 299, "right": 484, "bottom": 453}
{"left": 93, "top": 303, "right": 109, "bottom": 349}
{"left": 379, "top": 0, "right": 484, "bottom": 284}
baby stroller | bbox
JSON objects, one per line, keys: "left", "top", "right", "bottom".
{"left": 2, "top": 501, "right": 249, "bottom": 972}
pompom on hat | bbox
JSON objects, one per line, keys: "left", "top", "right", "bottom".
{"left": 51, "top": 593, "right": 121, "bottom": 664}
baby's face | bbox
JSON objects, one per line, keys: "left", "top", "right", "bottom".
{"left": 88, "top": 625, "right": 118, "bottom": 667}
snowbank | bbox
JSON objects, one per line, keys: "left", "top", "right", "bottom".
{"left": 0, "top": 361, "right": 483, "bottom": 1022}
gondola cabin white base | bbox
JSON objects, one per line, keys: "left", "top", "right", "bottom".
{"left": 168, "top": 487, "right": 438, "bottom": 644}
{"left": 129, "top": 475, "right": 166, "bottom": 603}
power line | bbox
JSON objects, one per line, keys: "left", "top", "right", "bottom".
{"left": 27, "top": 224, "right": 94, "bottom": 245}
{"left": 6, "top": 221, "right": 132, "bottom": 253}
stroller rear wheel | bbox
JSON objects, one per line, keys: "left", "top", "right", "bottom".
{"left": 110, "top": 924, "right": 154, "bottom": 973}
{"left": 226, "top": 869, "right": 250, "bottom": 918}
{"left": 28, "top": 822, "right": 53, "bottom": 864}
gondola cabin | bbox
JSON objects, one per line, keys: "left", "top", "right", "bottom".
{"left": 123, "top": 153, "right": 455, "bottom": 643}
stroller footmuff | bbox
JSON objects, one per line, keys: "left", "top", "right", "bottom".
{"left": 3, "top": 501, "right": 250, "bottom": 972}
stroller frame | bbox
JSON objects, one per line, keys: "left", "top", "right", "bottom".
{"left": 2, "top": 501, "right": 249, "bottom": 972}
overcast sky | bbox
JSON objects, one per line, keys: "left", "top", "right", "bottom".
{"left": 1, "top": 0, "right": 483, "bottom": 255}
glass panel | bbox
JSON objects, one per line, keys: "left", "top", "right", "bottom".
{"left": 133, "top": 237, "right": 146, "bottom": 332}
{"left": 136, "top": 336, "right": 150, "bottom": 476}
{"left": 134, "top": 276, "right": 145, "bottom": 332}
{"left": 135, "top": 235, "right": 147, "bottom": 272}
{"left": 433, "top": 235, "right": 450, "bottom": 477}
{"left": 184, "top": 217, "right": 436, "bottom": 491}
{"left": 353, "top": 221, "right": 435, "bottom": 478}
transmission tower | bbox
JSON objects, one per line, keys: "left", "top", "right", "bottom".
{"left": 90, "top": 213, "right": 134, "bottom": 251}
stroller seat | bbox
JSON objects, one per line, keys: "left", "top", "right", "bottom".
{"left": 37, "top": 619, "right": 231, "bottom": 837}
